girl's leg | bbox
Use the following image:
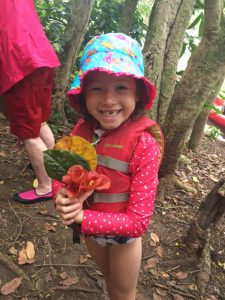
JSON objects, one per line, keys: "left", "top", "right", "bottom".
{"left": 108, "top": 237, "right": 142, "bottom": 300}
{"left": 85, "top": 236, "right": 142, "bottom": 300}
{"left": 84, "top": 237, "right": 111, "bottom": 290}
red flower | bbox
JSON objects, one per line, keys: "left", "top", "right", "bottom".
{"left": 62, "top": 165, "right": 111, "bottom": 198}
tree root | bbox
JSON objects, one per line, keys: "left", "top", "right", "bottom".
{"left": 51, "top": 286, "right": 99, "bottom": 293}
{"left": 175, "top": 179, "right": 197, "bottom": 194}
{"left": 152, "top": 282, "right": 197, "bottom": 299}
{"left": 197, "top": 237, "right": 211, "bottom": 293}
{"left": 0, "top": 251, "right": 34, "bottom": 291}
{"left": 184, "top": 178, "right": 225, "bottom": 293}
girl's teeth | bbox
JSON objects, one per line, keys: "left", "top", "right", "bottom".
{"left": 102, "top": 111, "right": 118, "bottom": 116}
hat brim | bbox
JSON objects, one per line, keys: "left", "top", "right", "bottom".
{"left": 67, "top": 52, "right": 156, "bottom": 111}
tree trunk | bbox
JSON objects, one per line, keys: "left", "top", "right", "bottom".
{"left": 143, "top": 0, "right": 195, "bottom": 121}
{"left": 53, "top": 0, "right": 95, "bottom": 122}
{"left": 159, "top": 0, "right": 225, "bottom": 188}
{"left": 117, "top": 0, "right": 139, "bottom": 34}
{"left": 185, "top": 178, "right": 225, "bottom": 292}
{"left": 188, "top": 73, "right": 225, "bottom": 150}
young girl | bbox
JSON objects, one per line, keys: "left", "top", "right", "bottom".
{"left": 55, "top": 33, "right": 164, "bottom": 300}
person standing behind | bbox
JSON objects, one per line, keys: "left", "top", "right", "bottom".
{"left": 0, "top": 0, "right": 60, "bottom": 204}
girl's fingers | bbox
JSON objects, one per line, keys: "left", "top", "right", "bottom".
{"left": 76, "top": 189, "right": 94, "bottom": 204}
{"left": 56, "top": 201, "right": 82, "bottom": 214}
{"left": 62, "top": 219, "right": 75, "bottom": 226}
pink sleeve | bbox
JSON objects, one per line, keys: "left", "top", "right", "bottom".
{"left": 81, "top": 132, "right": 160, "bottom": 237}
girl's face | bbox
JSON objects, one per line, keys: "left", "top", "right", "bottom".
{"left": 84, "top": 71, "right": 138, "bottom": 130}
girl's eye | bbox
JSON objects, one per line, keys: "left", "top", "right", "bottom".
{"left": 117, "top": 85, "right": 127, "bottom": 91}
{"left": 91, "top": 87, "right": 102, "bottom": 92}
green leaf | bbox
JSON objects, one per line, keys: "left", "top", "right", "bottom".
{"left": 188, "top": 13, "right": 203, "bottom": 29}
{"left": 195, "top": 0, "right": 204, "bottom": 9}
{"left": 198, "top": 17, "right": 204, "bottom": 37}
{"left": 44, "top": 149, "right": 91, "bottom": 181}
{"left": 204, "top": 104, "right": 223, "bottom": 114}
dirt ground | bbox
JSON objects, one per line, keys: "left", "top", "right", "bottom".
{"left": 0, "top": 114, "right": 225, "bottom": 300}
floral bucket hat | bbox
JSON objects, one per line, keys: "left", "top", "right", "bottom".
{"left": 67, "top": 32, "right": 156, "bottom": 111}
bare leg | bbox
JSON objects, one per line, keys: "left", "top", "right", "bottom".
{"left": 85, "top": 236, "right": 142, "bottom": 300}
{"left": 22, "top": 122, "right": 54, "bottom": 194}
{"left": 23, "top": 136, "right": 52, "bottom": 195}
{"left": 40, "top": 122, "right": 54, "bottom": 149}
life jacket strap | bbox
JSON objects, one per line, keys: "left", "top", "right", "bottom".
{"left": 93, "top": 192, "right": 129, "bottom": 203}
{"left": 97, "top": 154, "right": 129, "bottom": 173}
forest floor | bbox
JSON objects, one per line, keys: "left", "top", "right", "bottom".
{"left": 0, "top": 113, "right": 225, "bottom": 300}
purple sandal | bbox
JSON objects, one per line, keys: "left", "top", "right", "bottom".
{"left": 13, "top": 189, "right": 52, "bottom": 204}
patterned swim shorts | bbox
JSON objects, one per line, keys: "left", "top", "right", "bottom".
{"left": 91, "top": 235, "right": 136, "bottom": 247}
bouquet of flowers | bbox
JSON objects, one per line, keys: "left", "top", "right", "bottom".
{"left": 43, "top": 136, "right": 111, "bottom": 243}
{"left": 44, "top": 136, "right": 111, "bottom": 197}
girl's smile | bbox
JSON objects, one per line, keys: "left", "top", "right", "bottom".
{"left": 84, "top": 71, "right": 138, "bottom": 130}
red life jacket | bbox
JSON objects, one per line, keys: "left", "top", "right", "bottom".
{"left": 69, "top": 116, "right": 164, "bottom": 213}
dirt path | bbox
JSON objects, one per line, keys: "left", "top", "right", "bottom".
{"left": 0, "top": 117, "right": 225, "bottom": 300}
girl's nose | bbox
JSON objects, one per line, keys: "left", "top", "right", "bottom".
{"left": 103, "top": 90, "right": 116, "bottom": 104}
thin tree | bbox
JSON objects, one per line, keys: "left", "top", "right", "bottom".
{"left": 143, "top": 0, "right": 196, "bottom": 123}
{"left": 54, "top": 0, "right": 95, "bottom": 121}
{"left": 157, "top": 0, "right": 225, "bottom": 198}
{"left": 117, "top": 0, "right": 139, "bottom": 34}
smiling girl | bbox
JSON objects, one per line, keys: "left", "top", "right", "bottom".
{"left": 54, "top": 33, "right": 164, "bottom": 300}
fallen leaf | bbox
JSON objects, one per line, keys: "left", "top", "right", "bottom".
{"left": 1, "top": 277, "right": 22, "bottom": 295}
{"left": 156, "top": 245, "right": 164, "bottom": 257}
{"left": 174, "top": 271, "right": 187, "bottom": 280}
{"left": 44, "top": 223, "right": 56, "bottom": 232}
{"left": 60, "top": 275, "right": 79, "bottom": 286}
{"left": 144, "top": 257, "right": 159, "bottom": 270}
{"left": 18, "top": 248, "right": 28, "bottom": 265}
{"left": 151, "top": 232, "right": 160, "bottom": 244}
{"left": 80, "top": 255, "right": 88, "bottom": 264}
{"left": 167, "top": 280, "right": 177, "bottom": 286}
{"left": 156, "top": 288, "right": 167, "bottom": 296}
{"left": 33, "top": 178, "right": 38, "bottom": 188}
{"left": 209, "top": 174, "right": 219, "bottom": 182}
{"left": 59, "top": 272, "right": 68, "bottom": 280}
{"left": 0, "top": 151, "right": 6, "bottom": 157}
{"left": 9, "top": 247, "right": 18, "bottom": 255}
{"left": 18, "top": 242, "right": 35, "bottom": 265}
{"left": 192, "top": 176, "right": 199, "bottom": 183}
{"left": 26, "top": 241, "right": 35, "bottom": 259}
{"left": 172, "top": 294, "right": 185, "bottom": 300}
{"left": 153, "top": 292, "right": 162, "bottom": 300}
{"left": 149, "top": 269, "right": 159, "bottom": 276}
{"left": 159, "top": 271, "right": 169, "bottom": 278}
{"left": 39, "top": 210, "right": 50, "bottom": 216}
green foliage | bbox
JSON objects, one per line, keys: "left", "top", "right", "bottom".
{"left": 194, "top": 0, "right": 204, "bottom": 10}
{"left": 204, "top": 104, "right": 223, "bottom": 114}
{"left": 219, "top": 90, "right": 225, "bottom": 101}
{"left": 35, "top": 0, "right": 150, "bottom": 73}
{"left": 34, "top": 0, "right": 71, "bottom": 55}
{"left": 205, "top": 126, "right": 222, "bottom": 140}
{"left": 84, "top": 0, "right": 148, "bottom": 46}
{"left": 44, "top": 149, "right": 91, "bottom": 181}
{"left": 178, "top": 3, "right": 204, "bottom": 71}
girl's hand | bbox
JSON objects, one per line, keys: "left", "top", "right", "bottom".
{"left": 55, "top": 188, "right": 93, "bottom": 225}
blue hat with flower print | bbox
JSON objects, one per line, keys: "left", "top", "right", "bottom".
{"left": 67, "top": 32, "right": 156, "bottom": 111}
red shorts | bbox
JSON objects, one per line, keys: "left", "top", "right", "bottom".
{"left": 3, "top": 67, "right": 54, "bottom": 139}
